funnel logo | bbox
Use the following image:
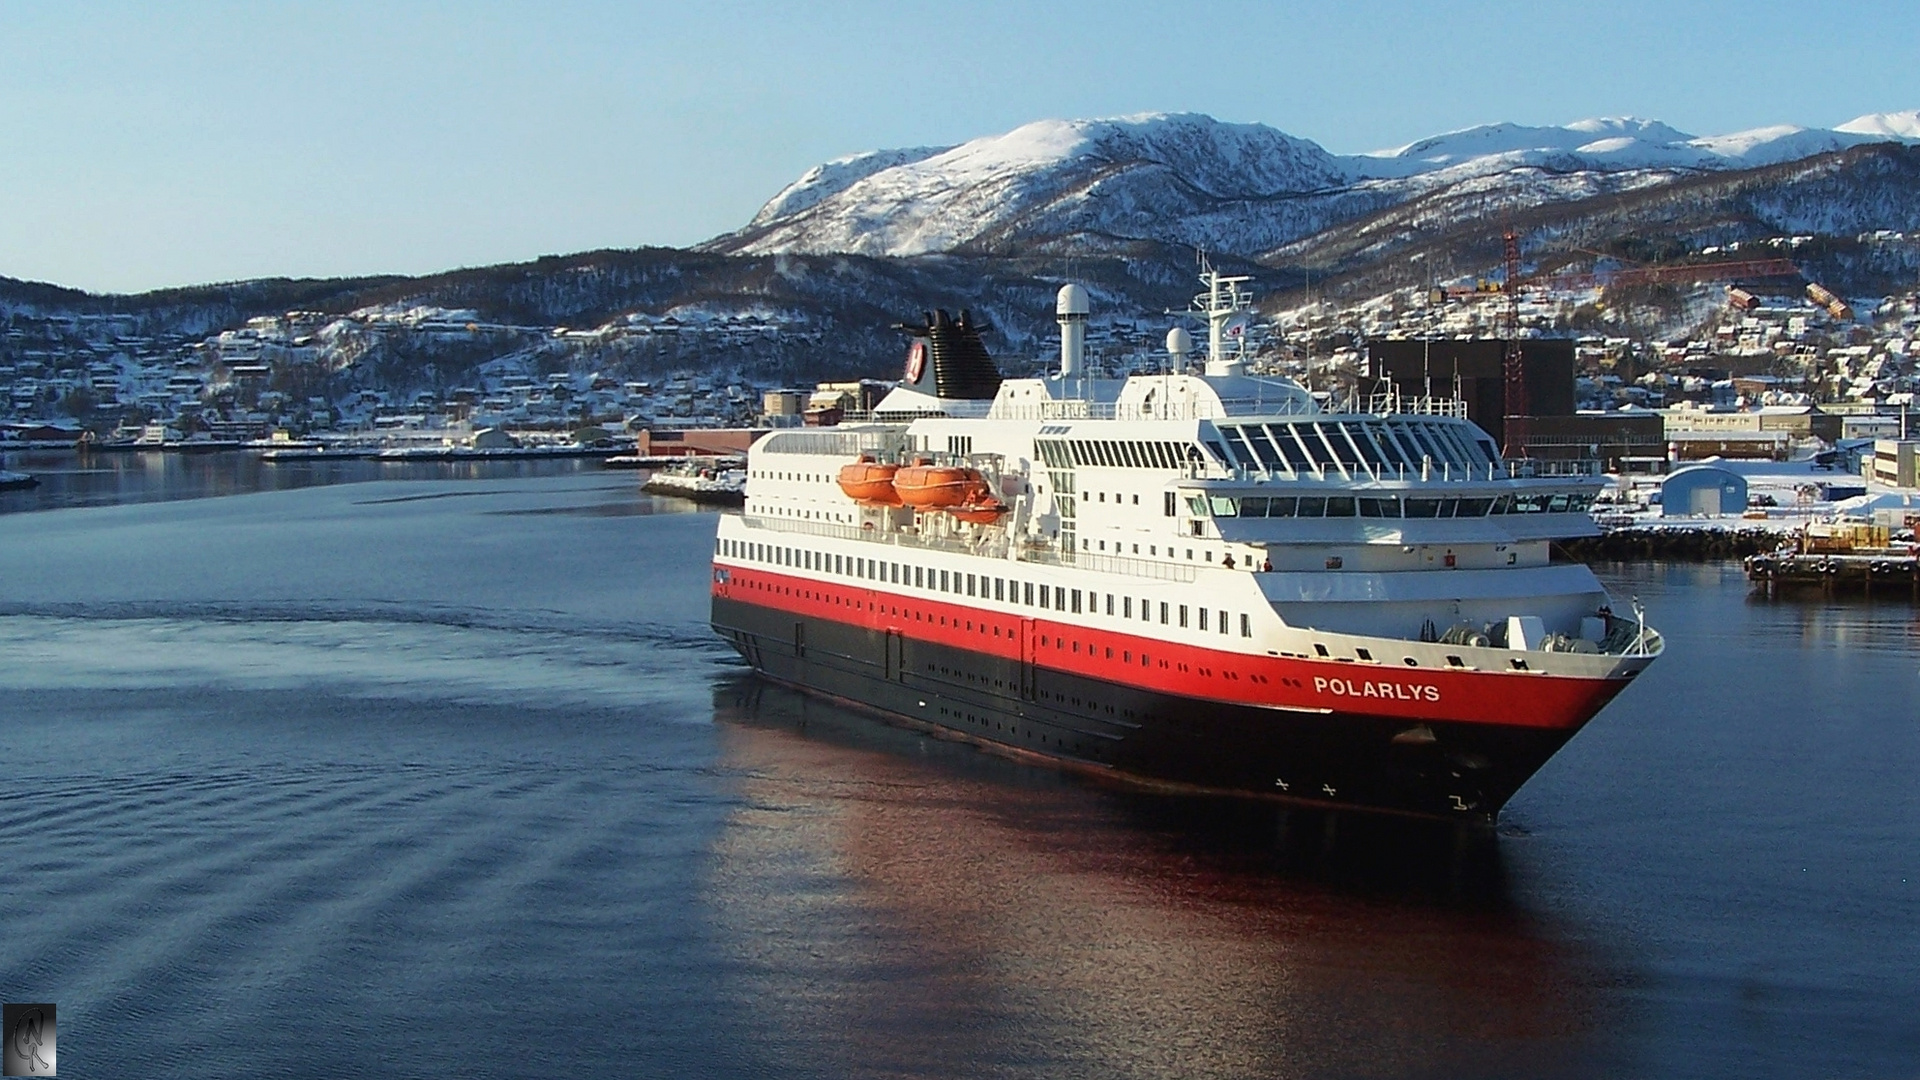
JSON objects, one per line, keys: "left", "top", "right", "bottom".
{"left": 3, "top": 1004, "right": 54, "bottom": 1077}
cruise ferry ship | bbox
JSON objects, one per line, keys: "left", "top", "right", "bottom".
{"left": 710, "top": 270, "right": 1662, "bottom": 822}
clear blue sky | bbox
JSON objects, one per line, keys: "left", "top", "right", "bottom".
{"left": 4, "top": 0, "right": 1917, "bottom": 294}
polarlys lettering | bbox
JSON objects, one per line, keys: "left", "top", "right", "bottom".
{"left": 1313, "top": 676, "right": 1441, "bottom": 703}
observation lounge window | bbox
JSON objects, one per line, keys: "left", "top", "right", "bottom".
{"left": 1432, "top": 425, "right": 1478, "bottom": 469}
{"left": 1297, "top": 422, "right": 1344, "bottom": 468}
{"left": 1287, "top": 426, "right": 1329, "bottom": 471}
{"left": 1208, "top": 495, "right": 1238, "bottom": 517}
{"left": 1266, "top": 496, "right": 1297, "bottom": 517}
{"left": 1358, "top": 496, "right": 1399, "bottom": 518}
{"left": 1265, "top": 424, "right": 1310, "bottom": 471}
{"left": 1397, "top": 423, "right": 1442, "bottom": 467}
{"left": 1219, "top": 428, "right": 1257, "bottom": 468}
{"left": 1456, "top": 497, "right": 1493, "bottom": 517}
{"left": 1324, "top": 496, "right": 1357, "bottom": 517}
{"left": 1378, "top": 423, "right": 1419, "bottom": 468}
{"left": 1239, "top": 496, "right": 1269, "bottom": 518}
{"left": 1295, "top": 496, "right": 1326, "bottom": 518}
{"left": 1242, "top": 426, "right": 1287, "bottom": 471}
{"left": 1339, "top": 422, "right": 1384, "bottom": 468}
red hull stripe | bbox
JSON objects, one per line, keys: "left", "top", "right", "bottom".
{"left": 712, "top": 564, "right": 1622, "bottom": 731}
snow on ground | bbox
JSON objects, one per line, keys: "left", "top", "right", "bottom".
{"left": 1596, "top": 457, "right": 1902, "bottom": 533}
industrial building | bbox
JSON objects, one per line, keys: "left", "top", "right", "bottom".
{"left": 1661, "top": 465, "right": 1748, "bottom": 517}
{"left": 1365, "top": 339, "right": 1662, "bottom": 468}
{"left": 1868, "top": 440, "right": 1919, "bottom": 489}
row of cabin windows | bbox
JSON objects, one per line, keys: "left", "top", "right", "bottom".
{"left": 1037, "top": 439, "right": 1203, "bottom": 471}
{"left": 716, "top": 537, "right": 1253, "bottom": 638}
{"left": 1190, "top": 491, "right": 1596, "bottom": 519}
{"left": 1212, "top": 419, "right": 1499, "bottom": 476}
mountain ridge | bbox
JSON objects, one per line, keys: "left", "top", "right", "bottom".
{"left": 704, "top": 110, "right": 1920, "bottom": 260}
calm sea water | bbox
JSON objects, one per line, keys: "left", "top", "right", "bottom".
{"left": 0, "top": 446, "right": 612, "bottom": 514}
{"left": 0, "top": 468, "right": 1915, "bottom": 1078}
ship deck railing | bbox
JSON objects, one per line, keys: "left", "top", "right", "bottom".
{"left": 737, "top": 514, "right": 1199, "bottom": 582}
{"left": 1206, "top": 457, "right": 1603, "bottom": 485}
{"left": 1363, "top": 392, "right": 1469, "bottom": 418}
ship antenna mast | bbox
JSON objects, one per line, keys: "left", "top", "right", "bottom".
{"left": 1187, "top": 254, "right": 1253, "bottom": 377}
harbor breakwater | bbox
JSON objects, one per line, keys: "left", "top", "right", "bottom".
{"left": 1560, "top": 526, "right": 1783, "bottom": 562}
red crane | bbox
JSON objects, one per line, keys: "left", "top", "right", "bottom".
{"left": 1501, "top": 229, "right": 1528, "bottom": 459}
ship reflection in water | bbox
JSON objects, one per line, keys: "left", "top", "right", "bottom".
{"left": 704, "top": 676, "right": 1627, "bottom": 1079}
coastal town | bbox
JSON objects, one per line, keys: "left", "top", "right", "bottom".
{"left": 5, "top": 236, "right": 1918, "bottom": 544}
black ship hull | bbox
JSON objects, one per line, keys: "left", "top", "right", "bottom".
{"left": 712, "top": 595, "right": 1594, "bottom": 822}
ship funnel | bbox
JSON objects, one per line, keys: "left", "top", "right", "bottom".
{"left": 1165, "top": 327, "right": 1193, "bottom": 370}
{"left": 1056, "top": 283, "right": 1089, "bottom": 378}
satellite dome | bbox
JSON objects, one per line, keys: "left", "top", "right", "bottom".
{"left": 1055, "top": 283, "right": 1090, "bottom": 316}
{"left": 1166, "top": 327, "right": 1194, "bottom": 355}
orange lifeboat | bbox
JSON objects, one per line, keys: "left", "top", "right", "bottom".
{"left": 837, "top": 457, "right": 902, "bottom": 505}
{"left": 892, "top": 464, "right": 991, "bottom": 508}
{"left": 947, "top": 501, "right": 1008, "bottom": 525}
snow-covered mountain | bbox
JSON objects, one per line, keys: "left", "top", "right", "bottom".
{"left": 704, "top": 111, "right": 1920, "bottom": 260}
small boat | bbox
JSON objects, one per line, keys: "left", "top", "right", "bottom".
{"left": 837, "top": 457, "right": 902, "bottom": 505}
{"left": 644, "top": 460, "right": 747, "bottom": 505}
{"left": 0, "top": 469, "right": 38, "bottom": 491}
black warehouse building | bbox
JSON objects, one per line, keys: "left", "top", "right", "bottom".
{"left": 1366, "top": 339, "right": 1575, "bottom": 449}
{"left": 1365, "top": 339, "right": 1664, "bottom": 469}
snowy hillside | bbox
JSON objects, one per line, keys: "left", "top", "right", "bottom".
{"left": 706, "top": 110, "right": 1920, "bottom": 260}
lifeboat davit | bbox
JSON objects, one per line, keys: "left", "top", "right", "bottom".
{"left": 892, "top": 464, "right": 991, "bottom": 508}
{"left": 837, "top": 457, "right": 902, "bottom": 505}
